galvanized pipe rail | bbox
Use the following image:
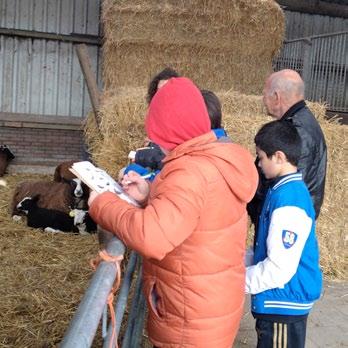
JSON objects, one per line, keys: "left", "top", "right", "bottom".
{"left": 102, "top": 251, "right": 140, "bottom": 348}
{"left": 60, "top": 228, "right": 126, "bottom": 348}
{"left": 121, "top": 261, "right": 147, "bottom": 348}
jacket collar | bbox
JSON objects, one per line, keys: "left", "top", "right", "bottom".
{"left": 163, "top": 131, "right": 217, "bottom": 164}
{"left": 281, "top": 100, "right": 306, "bottom": 121}
{"left": 272, "top": 172, "right": 303, "bottom": 191}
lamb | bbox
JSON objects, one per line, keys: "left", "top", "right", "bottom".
{"left": 54, "top": 160, "right": 79, "bottom": 182}
{"left": 0, "top": 145, "right": 15, "bottom": 177}
{"left": 16, "top": 195, "right": 97, "bottom": 234}
{"left": 11, "top": 180, "right": 75, "bottom": 218}
{"left": 54, "top": 160, "right": 89, "bottom": 209}
{"left": 70, "top": 208, "right": 97, "bottom": 235}
{"left": 54, "top": 160, "right": 84, "bottom": 197}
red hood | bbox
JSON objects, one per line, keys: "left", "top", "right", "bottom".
{"left": 145, "top": 77, "right": 211, "bottom": 150}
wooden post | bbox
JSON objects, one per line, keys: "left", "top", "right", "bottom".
{"left": 76, "top": 44, "right": 101, "bottom": 134}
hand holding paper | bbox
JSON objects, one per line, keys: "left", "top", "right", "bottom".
{"left": 121, "top": 171, "right": 150, "bottom": 205}
{"left": 69, "top": 161, "right": 140, "bottom": 206}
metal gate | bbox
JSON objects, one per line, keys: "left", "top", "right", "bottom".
{"left": 273, "top": 31, "right": 348, "bottom": 112}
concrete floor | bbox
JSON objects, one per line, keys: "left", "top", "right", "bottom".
{"left": 234, "top": 281, "right": 348, "bottom": 347}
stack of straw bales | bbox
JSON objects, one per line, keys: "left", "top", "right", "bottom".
{"left": 102, "top": 0, "right": 284, "bottom": 94}
{"left": 85, "top": 89, "right": 347, "bottom": 279}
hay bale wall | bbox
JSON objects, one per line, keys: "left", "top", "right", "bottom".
{"left": 85, "top": 89, "right": 347, "bottom": 279}
{"left": 102, "top": 0, "right": 285, "bottom": 94}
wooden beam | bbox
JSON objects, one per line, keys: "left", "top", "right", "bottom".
{"left": 0, "top": 27, "right": 101, "bottom": 45}
{"left": 75, "top": 44, "right": 101, "bottom": 134}
{"left": 277, "top": 0, "right": 348, "bottom": 18}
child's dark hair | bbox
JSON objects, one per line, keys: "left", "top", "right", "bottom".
{"left": 201, "top": 90, "right": 222, "bottom": 129}
{"left": 255, "top": 120, "right": 302, "bottom": 166}
{"left": 146, "top": 67, "right": 180, "bottom": 104}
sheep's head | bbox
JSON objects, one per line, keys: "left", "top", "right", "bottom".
{"left": 16, "top": 195, "right": 40, "bottom": 214}
{"left": 72, "top": 178, "right": 84, "bottom": 197}
{"left": 71, "top": 209, "right": 97, "bottom": 234}
{"left": 63, "top": 178, "right": 84, "bottom": 198}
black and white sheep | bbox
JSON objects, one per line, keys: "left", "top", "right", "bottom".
{"left": 0, "top": 145, "right": 15, "bottom": 177}
{"left": 54, "top": 160, "right": 89, "bottom": 209}
{"left": 16, "top": 195, "right": 96, "bottom": 234}
{"left": 11, "top": 180, "right": 75, "bottom": 218}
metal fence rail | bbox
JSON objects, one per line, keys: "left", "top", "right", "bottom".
{"left": 273, "top": 31, "right": 348, "bottom": 112}
{"left": 61, "top": 228, "right": 146, "bottom": 348}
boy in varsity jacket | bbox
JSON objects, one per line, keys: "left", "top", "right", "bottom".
{"left": 246, "top": 120, "right": 322, "bottom": 348}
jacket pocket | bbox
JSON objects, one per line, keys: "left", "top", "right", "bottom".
{"left": 147, "top": 280, "right": 164, "bottom": 319}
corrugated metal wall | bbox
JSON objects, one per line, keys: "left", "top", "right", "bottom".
{"left": 0, "top": 0, "right": 101, "bottom": 117}
{"left": 284, "top": 10, "right": 348, "bottom": 39}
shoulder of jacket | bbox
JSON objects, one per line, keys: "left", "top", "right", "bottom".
{"left": 161, "top": 155, "right": 208, "bottom": 183}
{"left": 293, "top": 107, "right": 317, "bottom": 124}
{"left": 271, "top": 181, "right": 312, "bottom": 212}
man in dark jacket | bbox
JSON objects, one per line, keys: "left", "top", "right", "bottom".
{"left": 248, "top": 69, "right": 327, "bottom": 228}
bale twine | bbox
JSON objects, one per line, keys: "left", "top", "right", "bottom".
{"left": 85, "top": 89, "right": 347, "bottom": 279}
{"left": 101, "top": 0, "right": 284, "bottom": 94}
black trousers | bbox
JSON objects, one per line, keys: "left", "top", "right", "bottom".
{"left": 255, "top": 316, "right": 308, "bottom": 348}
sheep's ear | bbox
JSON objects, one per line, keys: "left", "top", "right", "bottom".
{"left": 32, "top": 194, "right": 40, "bottom": 202}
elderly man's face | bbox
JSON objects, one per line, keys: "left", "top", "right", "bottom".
{"left": 262, "top": 78, "right": 284, "bottom": 119}
{"left": 263, "top": 81, "right": 276, "bottom": 118}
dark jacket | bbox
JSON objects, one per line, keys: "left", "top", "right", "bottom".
{"left": 248, "top": 101, "right": 327, "bottom": 226}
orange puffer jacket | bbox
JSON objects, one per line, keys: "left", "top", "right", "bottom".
{"left": 89, "top": 131, "right": 258, "bottom": 348}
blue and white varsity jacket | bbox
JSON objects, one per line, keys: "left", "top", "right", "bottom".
{"left": 246, "top": 172, "right": 322, "bottom": 316}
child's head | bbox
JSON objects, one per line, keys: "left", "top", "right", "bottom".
{"left": 201, "top": 89, "right": 222, "bottom": 129}
{"left": 146, "top": 67, "right": 180, "bottom": 104}
{"left": 145, "top": 77, "right": 210, "bottom": 151}
{"left": 254, "top": 120, "right": 301, "bottom": 179}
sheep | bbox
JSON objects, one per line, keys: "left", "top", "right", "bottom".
{"left": 17, "top": 195, "right": 77, "bottom": 232}
{"left": 54, "top": 160, "right": 79, "bottom": 181}
{"left": 70, "top": 208, "right": 97, "bottom": 235}
{"left": 16, "top": 196, "right": 97, "bottom": 234}
{"left": 54, "top": 160, "right": 89, "bottom": 209}
{"left": 54, "top": 160, "right": 83, "bottom": 196}
{"left": 0, "top": 145, "right": 15, "bottom": 177}
{"left": 11, "top": 180, "right": 75, "bottom": 219}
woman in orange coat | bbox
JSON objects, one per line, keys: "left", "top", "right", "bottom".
{"left": 88, "top": 77, "right": 258, "bottom": 348}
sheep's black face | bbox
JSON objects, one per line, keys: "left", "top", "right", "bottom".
{"left": 16, "top": 197, "right": 33, "bottom": 214}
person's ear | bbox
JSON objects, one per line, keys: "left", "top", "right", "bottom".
{"left": 274, "top": 90, "right": 281, "bottom": 104}
{"left": 274, "top": 150, "right": 287, "bottom": 164}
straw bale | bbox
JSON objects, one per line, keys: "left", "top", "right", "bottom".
{"left": 84, "top": 88, "right": 149, "bottom": 178}
{"left": 101, "top": 0, "right": 284, "bottom": 94}
{"left": 85, "top": 89, "right": 347, "bottom": 279}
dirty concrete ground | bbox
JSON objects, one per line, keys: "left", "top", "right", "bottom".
{"left": 234, "top": 281, "right": 348, "bottom": 347}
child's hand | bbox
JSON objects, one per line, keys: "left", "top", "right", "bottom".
{"left": 88, "top": 190, "right": 100, "bottom": 207}
{"left": 121, "top": 171, "right": 150, "bottom": 205}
